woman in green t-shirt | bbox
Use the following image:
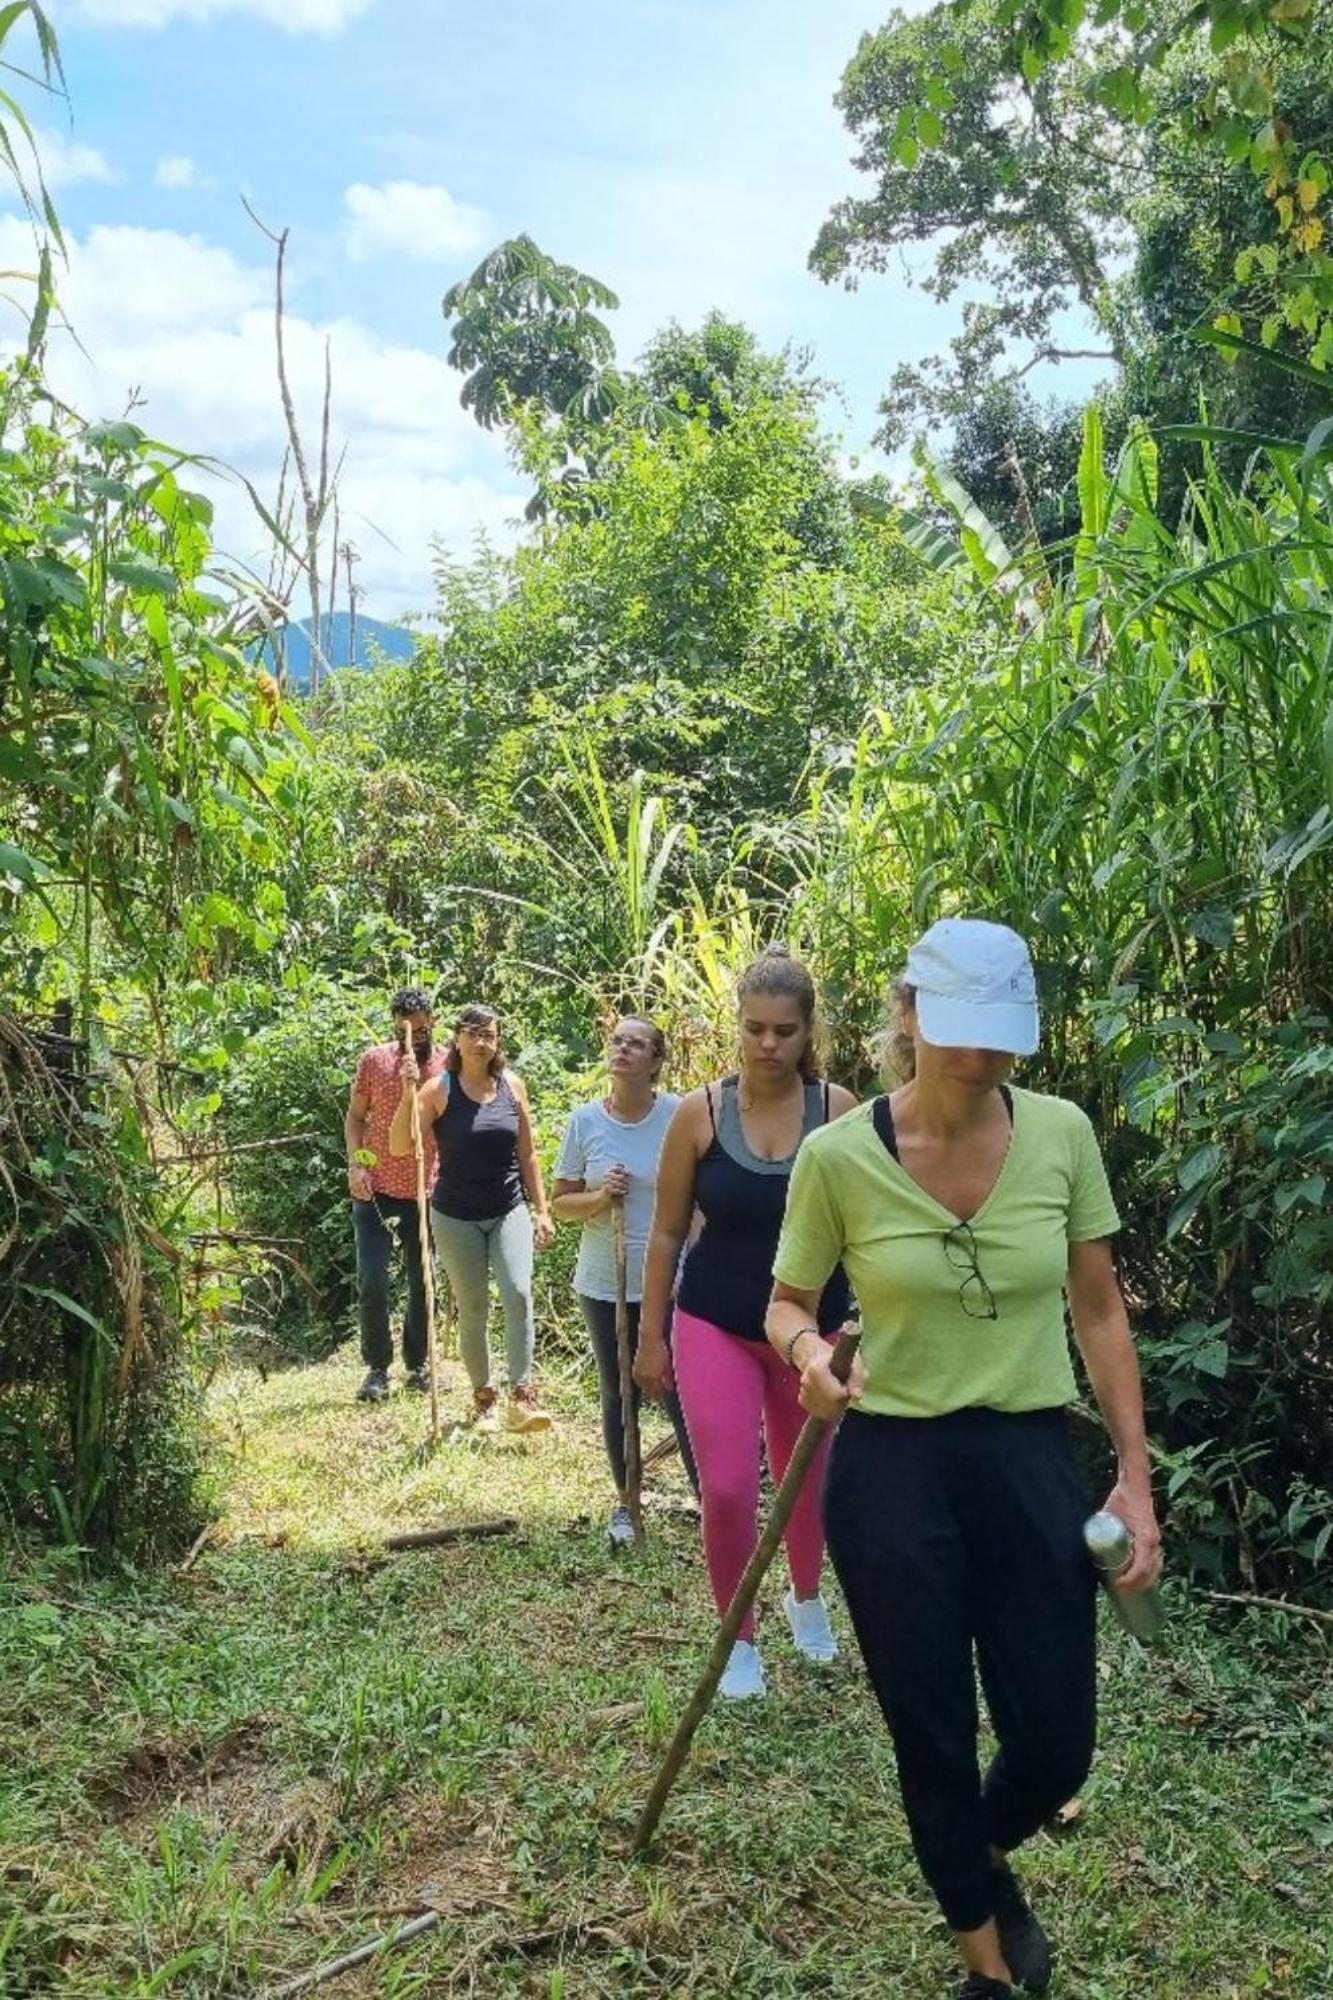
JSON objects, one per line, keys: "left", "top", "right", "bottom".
{"left": 768, "top": 918, "right": 1161, "bottom": 2000}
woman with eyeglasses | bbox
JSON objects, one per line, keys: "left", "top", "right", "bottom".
{"left": 551, "top": 1015, "right": 697, "bottom": 1545}
{"left": 637, "top": 946, "right": 857, "bottom": 1700}
{"left": 767, "top": 919, "right": 1161, "bottom": 2000}
{"left": 391, "top": 1002, "right": 553, "bottom": 1432}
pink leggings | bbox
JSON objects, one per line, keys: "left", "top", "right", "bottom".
{"left": 672, "top": 1307, "right": 832, "bottom": 1643}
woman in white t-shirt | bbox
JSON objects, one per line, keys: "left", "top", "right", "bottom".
{"left": 553, "top": 1016, "right": 697, "bottom": 1543}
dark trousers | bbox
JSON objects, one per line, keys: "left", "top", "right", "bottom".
{"left": 824, "top": 1405, "right": 1096, "bottom": 1934}
{"left": 352, "top": 1194, "right": 428, "bottom": 1372}
{"left": 578, "top": 1295, "right": 699, "bottom": 1498}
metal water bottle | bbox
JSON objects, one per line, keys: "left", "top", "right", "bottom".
{"left": 1084, "top": 1511, "right": 1165, "bottom": 1643}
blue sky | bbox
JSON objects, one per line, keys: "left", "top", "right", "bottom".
{"left": 1, "top": 0, "right": 1100, "bottom": 615}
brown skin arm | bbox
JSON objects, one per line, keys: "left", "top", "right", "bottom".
{"left": 345, "top": 1085, "right": 374, "bottom": 1199}
{"left": 1067, "top": 1236, "right": 1161, "bottom": 1591}
{"left": 388, "top": 1057, "right": 445, "bottom": 1158}
{"left": 509, "top": 1073, "right": 554, "bottom": 1248}
{"left": 635, "top": 1093, "right": 708, "bottom": 1396}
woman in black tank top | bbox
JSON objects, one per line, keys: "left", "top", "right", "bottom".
{"left": 638, "top": 948, "right": 857, "bottom": 1702}
{"left": 390, "top": 1003, "right": 554, "bottom": 1432}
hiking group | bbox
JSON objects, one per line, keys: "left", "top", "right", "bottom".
{"left": 342, "top": 918, "right": 1163, "bottom": 2000}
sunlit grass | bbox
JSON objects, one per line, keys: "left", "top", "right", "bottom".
{"left": 1, "top": 1344, "right": 1330, "bottom": 1997}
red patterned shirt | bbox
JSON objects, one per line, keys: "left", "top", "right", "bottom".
{"left": 352, "top": 1042, "right": 447, "bottom": 1201}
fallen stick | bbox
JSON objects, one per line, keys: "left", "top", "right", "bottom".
{"left": 383, "top": 1517, "right": 518, "bottom": 1552}
{"left": 632, "top": 1326, "right": 860, "bottom": 1853}
{"left": 1203, "top": 1589, "right": 1333, "bottom": 1628}
{"left": 641, "top": 1432, "right": 679, "bottom": 1473}
{"left": 263, "top": 1910, "right": 441, "bottom": 1997}
{"left": 176, "top": 1521, "right": 216, "bottom": 1574}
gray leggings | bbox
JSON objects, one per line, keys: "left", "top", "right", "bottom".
{"left": 430, "top": 1204, "right": 536, "bottom": 1391}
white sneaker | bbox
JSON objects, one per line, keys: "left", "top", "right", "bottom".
{"left": 783, "top": 1589, "right": 838, "bottom": 1663}
{"left": 718, "top": 1639, "right": 766, "bottom": 1700}
{"left": 608, "top": 1504, "right": 635, "bottom": 1546}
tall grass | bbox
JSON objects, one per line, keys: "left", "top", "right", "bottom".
{"left": 780, "top": 399, "right": 1333, "bottom": 1596}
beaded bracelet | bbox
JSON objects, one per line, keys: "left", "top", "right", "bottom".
{"left": 784, "top": 1324, "right": 820, "bottom": 1370}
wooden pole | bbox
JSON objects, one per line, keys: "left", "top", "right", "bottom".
{"left": 611, "top": 1194, "right": 643, "bottom": 1545}
{"left": 631, "top": 1325, "right": 860, "bottom": 1853}
{"left": 404, "top": 1033, "right": 441, "bottom": 1444}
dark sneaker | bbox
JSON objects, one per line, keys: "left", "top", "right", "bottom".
{"left": 356, "top": 1368, "right": 390, "bottom": 1403}
{"left": 991, "top": 1862, "right": 1052, "bottom": 1993}
{"left": 956, "top": 1980, "right": 1012, "bottom": 2000}
{"left": 404, "top": 1365, "right": 431, "bottom": 1394}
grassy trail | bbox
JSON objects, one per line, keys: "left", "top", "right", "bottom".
{"left": 2, "top": 1349, "right": 1331, "bottom": 1997}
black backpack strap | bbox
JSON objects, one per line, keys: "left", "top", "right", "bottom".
{"left": 1000, "top": 1084, "right": 1014, "bottom": 1126}
{"left": 822, "top": 1078, "right": 831, "bottom": 1124}
{"left": 872, "top": 1094, "right": 899, "bottom": 1161}
{"left": 704, "top": 1082, "right": 717, "bottom": 1135}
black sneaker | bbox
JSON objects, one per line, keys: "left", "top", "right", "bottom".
{"left": 991, "top": 1862, "right": 1052, "bottom": 1993}
{"left": 956, "top": 1979, "right": 1012, "bottom": 1999}
{"left": 356, "top": 1368, "right": 390, "bottom": 1403}
{"left": 404, "top": 1366, "right": 431, "bottom": 1393}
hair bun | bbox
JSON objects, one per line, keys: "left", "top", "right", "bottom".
{"left": 760, "top": 942, "right": 793, "bottom": 960}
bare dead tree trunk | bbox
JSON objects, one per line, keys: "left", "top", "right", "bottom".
{"left": 343, "top": 541, "right": 360, "bottom": 669}
{"left": 243, "top": 203, "right": 339, "bottom": 696}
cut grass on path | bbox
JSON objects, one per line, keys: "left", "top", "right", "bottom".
{"left": 2, "top": 1346, "right": 1332, "bottom": 1998}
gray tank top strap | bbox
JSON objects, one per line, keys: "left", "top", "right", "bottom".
{"left": 714, "top": 1075, "right": 828, "bottom": 1176}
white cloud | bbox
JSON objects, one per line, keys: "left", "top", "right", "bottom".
{"left": 24, "top": 124, "right": 121, "bottom": 191}
{"left": 154, "top": 153, "right": 210, "bottom": 190}
{"left": 0, "top": 217, "right": 521, "bottom": 618}
{"left": 70, "top": 0, "right": 373, "bottom": 31}
{"left": 343, "top": 181, "right": 487, "bottom": 265}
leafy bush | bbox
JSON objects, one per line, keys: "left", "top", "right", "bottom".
{"left": 219, "top": 980, "right": 382, "bottom": 1361}
{"left": 0, "top": 1019, "right": 206, "bottom": 1562}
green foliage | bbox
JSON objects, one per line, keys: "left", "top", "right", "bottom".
{"left": 0, "top": 368, "right": 305, "bottom": 1026}
{"left": 441, "top": 233, "right": 623, "bottom": 433}
{"left": 218, "top": 979, "right": 384, "bottom": 1360}
{"left": 818, "top": 0, "right": 1333, "bottom": 451}
{"left": 788, "top": 396, "right": 1333, "bottom": 1597}
{"left": 0, "top": 1020, "right": 206, "bottom": 1561}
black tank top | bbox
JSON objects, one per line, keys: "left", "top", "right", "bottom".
{"left": 430, "top": 1073, "right": 524, "bottom": 1222}
{"left": 676, "top": 1076, "right": 851, "bottom": 1342}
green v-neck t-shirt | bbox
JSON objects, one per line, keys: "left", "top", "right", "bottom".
{"left": 772, "top": 1087, "right": 1120, "bottom": 1418}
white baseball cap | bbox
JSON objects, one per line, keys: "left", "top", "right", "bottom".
{"left": 904, "top": 918, "right": 1039, "bottom": 1056}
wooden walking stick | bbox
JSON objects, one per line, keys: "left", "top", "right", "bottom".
{"left": 403, "top": 1029, "right": 441, "bottom": 1444}
{"left": 631, "top": 1324, "right": 860, "bottom": 1853}
{"left": 611, "top": 1193, "right": 644, "bottom": 1545}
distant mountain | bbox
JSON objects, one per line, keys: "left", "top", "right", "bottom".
{"left": 260, "top": 612, "right": 417, "bottom": 689}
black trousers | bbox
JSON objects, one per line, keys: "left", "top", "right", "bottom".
{"left": 578, "top": 1295, "right": 698, "bottom": 1498}
{"left": 352, "top": 1194, "right": 428, "bottom": 1372}
{"left": 824, "top": 1405, "right": 1096, "bottom": 1934}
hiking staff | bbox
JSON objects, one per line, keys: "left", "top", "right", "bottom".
{"left": 551, "top": 1016, "right": 695, "bottom": 1545}
{"left": 403, "top": 1021, "right": 442, "bottom": 1443}
{"left": 611, "top": 1193, "right": 643, "bottom": 1544}
{"left": 631, "top": 1323, "right": 860, "bottom": 1853}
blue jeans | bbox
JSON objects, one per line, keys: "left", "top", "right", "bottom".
{"left": 352, "top": 1194, "right": 428, "bottom": 1372}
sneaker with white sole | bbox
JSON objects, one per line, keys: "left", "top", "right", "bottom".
{"left": 608, "top": 1504, "right": 636, "bottom": 1546}
{"left": 718, "top": 1639, "right": 766, "bottom": 1700}
{"left": 783, "top": 1589, "right": 839, "bottom": 1662}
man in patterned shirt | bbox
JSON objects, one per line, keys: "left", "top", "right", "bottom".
{"left": 345, "top": 988, "right": 446, "bottom": 1402}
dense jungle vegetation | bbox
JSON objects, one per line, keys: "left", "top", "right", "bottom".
{"left": 3, "top": 0, "right": 1333, "bottom": 1991}
{"left": 2, "top": 0, "right": 1331, "bottom": 1595}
